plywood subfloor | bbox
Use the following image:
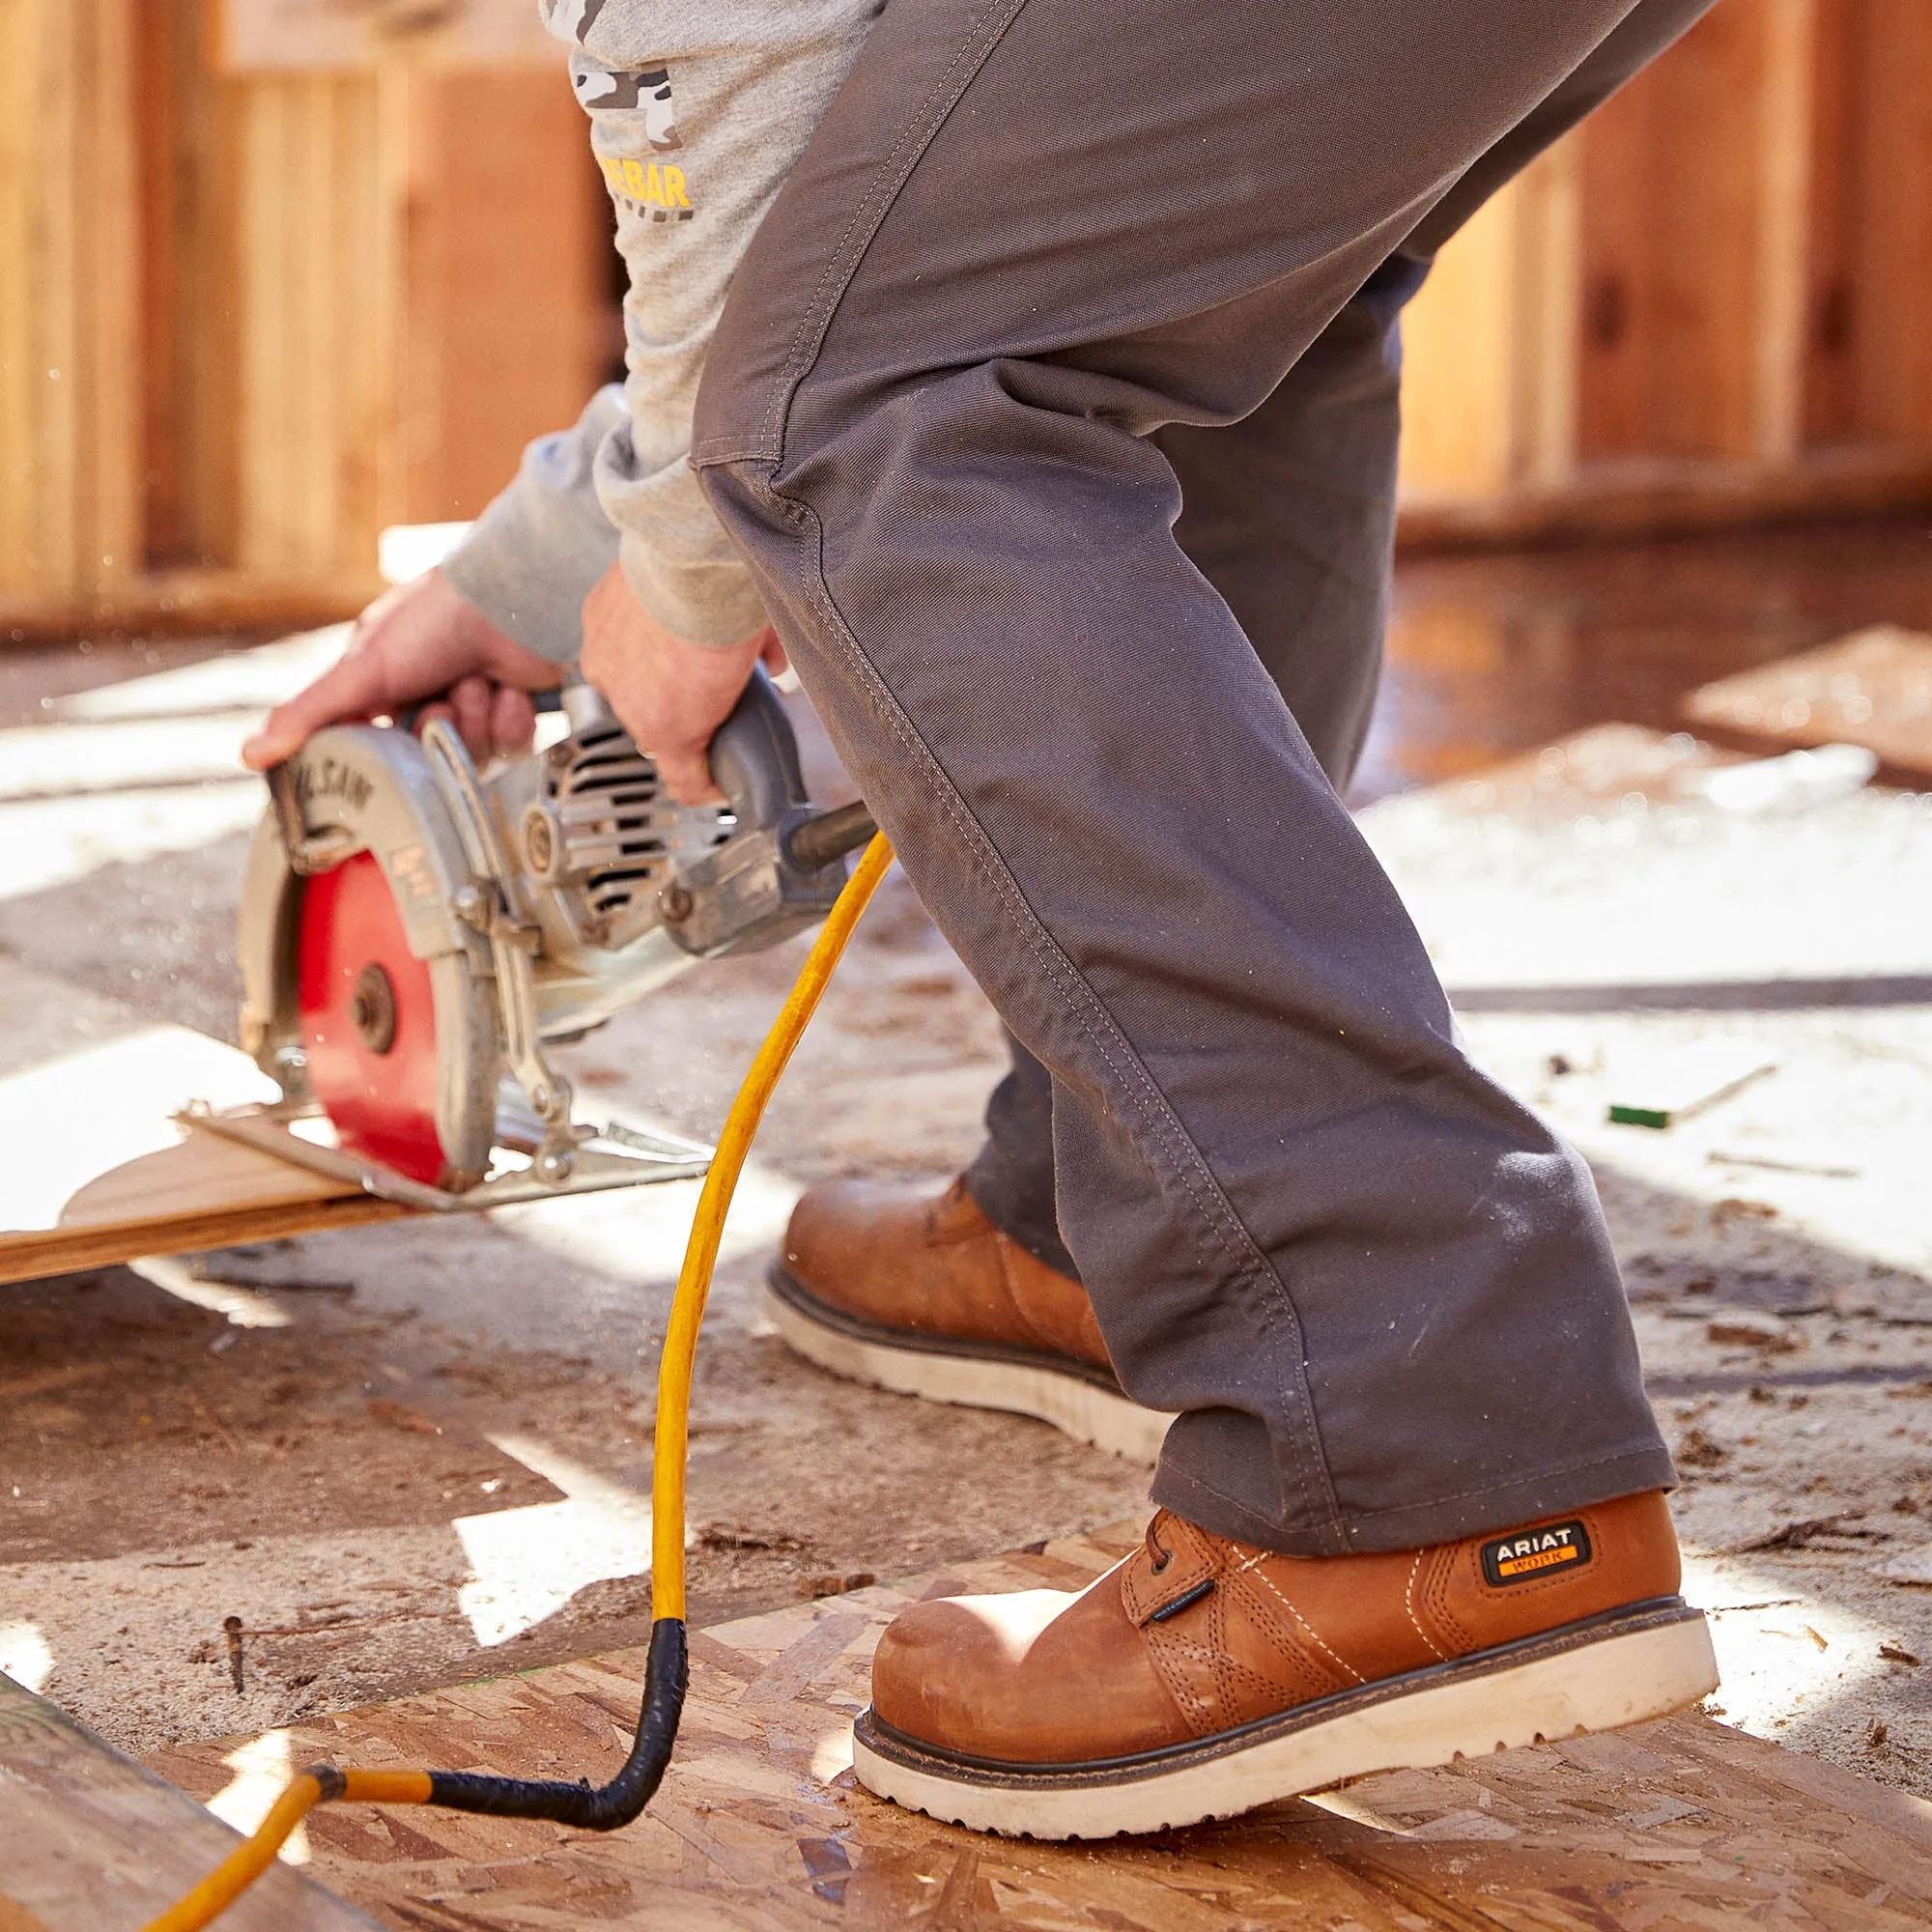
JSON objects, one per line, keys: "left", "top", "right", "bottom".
{"left": 149, "top": 1523, "right": 1932, "bottom": 1929}
{"left": 0, "top": 1671, "right": 379, "bottom": 1931}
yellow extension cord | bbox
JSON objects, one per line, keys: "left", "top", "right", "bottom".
{"left": 141, "top": 833, "right": 895, "bottom": 1932}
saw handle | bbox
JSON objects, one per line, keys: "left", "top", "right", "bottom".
{"left": 398, "top": 668, "right": 797, "bottom": 832}
{"left": 713, "top": 668, "right": 879, "bottom": 871}
{"left": 708, "top": 665, "right": 810, "bottom": 832}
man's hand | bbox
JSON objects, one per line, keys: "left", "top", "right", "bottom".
{"left": 580, "top": 563, "right": 786, "bottom": 806}
{"left": 241, "top": 569, "right": 562, "bottom": 770}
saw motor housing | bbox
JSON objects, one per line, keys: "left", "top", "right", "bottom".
{"left": 236, "top": 671, "right": 855, "bottom": 1198}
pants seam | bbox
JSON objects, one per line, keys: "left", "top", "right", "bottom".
{"left": 762, "top": 476, "right": 1344, "bottom": 1548}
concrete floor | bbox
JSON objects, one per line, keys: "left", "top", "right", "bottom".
{"left": 4, "top": 520, "right": 1932, "bottom": 1807}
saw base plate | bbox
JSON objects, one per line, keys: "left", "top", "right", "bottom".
{"left": 182, "top": 1099, "right": 711, "bottom": 1213}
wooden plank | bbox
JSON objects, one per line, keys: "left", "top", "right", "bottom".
{"left": 137, "top": 0, "right": 244, "bottom": 573}
{"left": 215, "top": 0, "right": 554, "bottom": 73}
{"left": 234, "top": 71, "right": 390, "bottom": 581}
{"left": 1803, "top": 0, "right": 1862, "bottom": 445}
{"left": 1753, "top": 0, "right": 1818, "bottom": 466}
{"left": 1398, "top": 180, "right": 1523, "bottom": 502}
{"left": 1396, "top": 437, "right": 1932, "bottom": 549}
{"left": 0, "top": 1671, "right": 380, "bottom": 1930}
{"left": 136, "top": 0, "right": 190, "bottom": 568}
{"left": 1510, "top": 135, "right": 1584, "bottom": 494}
{"left": 0, "top": 959, "right": 395, "bottom": 1286}
{"left": 220, "top": 55, "right": 607, "bottom": 585}
{"left": 0, "top": 0, "right": 34, "bottom": 594}
{"left": 1681, "top": 622, "right": 1932, "bottom": 775}
{"left": 0, "top": 565, "right": 379, "bottom": 641}
{"left": 1397, "top": 145, "right": 1581, "bottom": 509}
{"left": 0, "top": 1135, "right": 406, "bottom": 1288}
{"left": 147, "top": 1524, "right": 1932, "bottom": 1929}
{"left": 1843, "top": 0, "right": 1932, "bottom": 448}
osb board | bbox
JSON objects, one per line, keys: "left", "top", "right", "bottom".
{"left": 0, "top": 1670, "right": 379, "bottom": 1931}
{"left": 152, "top": 1524, "right": 1932, "bottom": 1929}
{"left": 1683, "top": 624, "right": 1932, "bottom": 775}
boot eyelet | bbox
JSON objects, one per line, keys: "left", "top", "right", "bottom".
{"left": 1151, "top": 1546, "right": 1172, "bottom": 1574}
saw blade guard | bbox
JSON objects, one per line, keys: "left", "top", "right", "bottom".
{"left": 238, "top": 724, "right": 497, "bottom": 1185}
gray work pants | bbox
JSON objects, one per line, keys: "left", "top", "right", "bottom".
{"left": 696, "top": 0, "right": 1711, "bottom": 1554}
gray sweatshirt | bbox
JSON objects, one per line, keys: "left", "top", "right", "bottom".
{"left": 442, "top": 0, "right": 881, "bottom": 658}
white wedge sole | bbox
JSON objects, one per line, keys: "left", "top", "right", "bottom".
{"left": 852, "top": 1600, "right": 1718, "bottom": 1840}
{"left": 763, "top": 1272, "right": 1174, "bottom": 1463}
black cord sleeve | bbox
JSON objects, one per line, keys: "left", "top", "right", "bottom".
{"left": 424, "top": 1617, "right": 687, "bottom": 1828}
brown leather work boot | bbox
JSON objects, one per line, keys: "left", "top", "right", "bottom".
{"left": 766, "top": 1176, "right": 1173, "bottom": 1461}
{"left": 854, "top": 1490, "right": 1717, "bottom": 1838}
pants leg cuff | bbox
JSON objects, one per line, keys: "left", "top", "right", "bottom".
{"left": 1151, "top": 1443, "right": 1680, "bottom": 1556}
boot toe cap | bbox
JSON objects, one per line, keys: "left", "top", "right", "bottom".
{"left": 870, "top": 1589, "right": 1080, "bottom": 1758}
{"left": 869, "top": 1578, "right": 1190, "bottom": 1765}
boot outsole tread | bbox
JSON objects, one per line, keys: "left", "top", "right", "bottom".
{"left": 765, "top": 1268, "right": 1174, "bottom": 1463}
{"left": 851, "top": 1600, "right": 1718, "bottom": 1839}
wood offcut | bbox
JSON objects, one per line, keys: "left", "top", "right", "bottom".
{"left": 0, "top": 960, "right": 402, "bottom": 1286}
{"left": 0, "top": 1671, "right": 378, "bottom": 1931}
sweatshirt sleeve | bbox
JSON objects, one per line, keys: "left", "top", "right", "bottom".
{"left": 440, "top": 384, "right": 625, "bottom": 665}
{"left": 543, "top": 0, "right": 879, "bottom": 647}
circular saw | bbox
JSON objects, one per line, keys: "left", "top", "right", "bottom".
{"left": 213, "top": 672, "right": 875, "bottom": 1208}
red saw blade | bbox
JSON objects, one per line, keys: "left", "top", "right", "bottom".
{"left": 297, "top": 850, "right": 455, "bottom": 1187}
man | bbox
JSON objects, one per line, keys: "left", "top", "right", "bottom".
{"left": 247, "top": 0, "right": 1721, "bottom": 1836}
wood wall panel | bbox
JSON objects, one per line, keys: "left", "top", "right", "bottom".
{"left": 1400, "top": 0, "right": 1932, "bottom": 544}
{"left": 391, "top": 69, "right": 611, "bottom": 525}
{"left": 0, "top": 0, "right": 140, "bottom": 600}
{"left": 6, "top": 0, "right": 1930, "bottom": 632}
{"left": 4, "top": 1, "right": 609, "bottom": 628}
{"left": 1577, "top": 1, "right": 1774, "bottom": 462}
{"left": 233, "top": 74, "right": 388, "bottom": 577}
{"left": 1843, "top": 0, "right": 1932, "bottom": 446}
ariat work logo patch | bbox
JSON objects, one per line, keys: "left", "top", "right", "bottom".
{"left": 1481, "top": 1520, "right": 1592, "bottom": 1587}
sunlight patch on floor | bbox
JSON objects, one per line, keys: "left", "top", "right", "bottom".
{"left": 0, "top": 1620, "right": 53, "bottom": 1693}
{"left": 1682, "top": 1549, "right": 1890, "bottom": 1743}
{"left": 454, "top": 1435, "right": 656, "bottom": 1646}
{"left": 204, "top": 1727, "right": 309, "bottom": 1864}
